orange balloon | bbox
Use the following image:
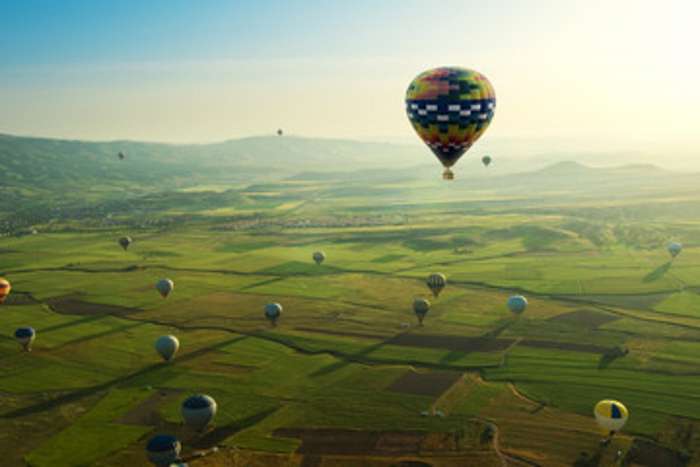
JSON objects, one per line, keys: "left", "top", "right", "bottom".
{"left": 0, "top": 278, "right": 11, "bottom": 304}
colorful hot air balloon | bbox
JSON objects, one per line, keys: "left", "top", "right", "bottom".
{"left": 667, "top": 242, "right": 682, "bottom": 258}
{"left": 426, "top": 273, "right": 447, "bottom": 298}
{"left": 15, "top": 327, "right": 35, "bottom": 352}
{"left": 181, "top": 394, "right": 217, "bottom": 431}
{"left": 406, "top": 67, "right": 496, "bottom": 180}
{"left": 413, "top": 298, "right": 431, "bottom": 325}
{"left": 507, "top": 295, "right": 528, "bottom": 315}
{"left": 482, "top": 155, "right": 492, "bottom": 167}
{"left": 265, "top": 303, "right": 282, "bottom": 326}
{"left": 312, "top": 251, "right": 326, "bottom": 265}
{"left": 118, "top": 236, "right": 132, "bottom": 251}
{"left": 594, "top": 400, "right": 629, "bottom": 434}
{"left": 146, "top": 434, "right": 181, "bottom": 466}
{"left": 155, "top": 335, "right": 179, "bottom": 362}
{"left": 0, "top": 278, "right": 11, "bottom": 304}
{"left": 155, "top": 279, "right": 174, "bottom": 298}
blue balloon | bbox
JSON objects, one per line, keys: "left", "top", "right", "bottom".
{"left": 507, "top": 295, "right": 528, "bottom": 314}
{"left": 14, "top": 327, "right": 35, "bottom": 338}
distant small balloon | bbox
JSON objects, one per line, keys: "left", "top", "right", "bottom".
{"left": 277, "top": 129, "right": 283, "bottom": 136}
{"left": 507, "top": 295, "right": 528, "bottom": 315}
{"left": 181, "top": 394, "right": 217, "bottom": 431}
{"left": 594, "top": 399, "right": 628, "bottom": 434}
{"left": 118, "top": 152, "right": 125, "bottom": 160}
{"left": 667, "top": 242, "right": 682, "bottom": 258}
{"left": 155, "top": 335, "right": 179, "bottom": 361}
{"left": 155, "top": 279, "right": 174, "bottom": 298}
{"left": 146, "top": 434, "right": 181, "bottom": 466}
{"left": 426, "top": 273, "right": 447, "bottom": 298}
{"left": 312, "top": 251, "right": 326, "bottom": 265}
{"left": 482, "top": 155, "right": 492, "bottom": 167}
{"left": 118, "top": 236, "right": 132, "bottom": 251}
{"left": 0, "top": 278, "right": 11, "bottom": 304}
{"left": 265, "top": 303, "right": 283, "bottom": 326}
{"left": 413, "top": 298, "right": 431, "bottom": 325}
{"left": 14, "top": 327, "right": 35, "bottom": 352}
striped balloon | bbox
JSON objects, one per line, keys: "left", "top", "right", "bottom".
{"left": 426, "top": 273, "right": 447, "bottom": 298}
{"left": 406, "top": 67, "right": 496, "bottom": 180}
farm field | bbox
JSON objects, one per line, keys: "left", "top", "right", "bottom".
{"left": 2, "top": 171, "right": 700, "bottom": 467}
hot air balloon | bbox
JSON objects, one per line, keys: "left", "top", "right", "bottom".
{"left": 594, "top": 400, "right": 628, "bottom": 435}
{"left": 146, "top": 434, "right": 181, "bottom": 466}
{"left": 277, "top": 128, "right": 283, "bottom": 136}
{"left": 413, "top": 298, "right": 431, "bottom": 325}
{"left": 668, "top": 242, "right": 682, "bottom": 258}
{"left": 155, "top": 279, "right": 174, "bottom": 298}
{"left": 181, "top": 394, "right": 217, "bottom": 431}
{"left": 0, "top": 278, "right": 10, "bottom": 304}
{"left": 426, "top": 273, "right": 447, "bottom": 298}
{"left": 406, "top": 67, "right": 496, "bottom": 180}
{"left": 265, "top": 303, "right": 282, "bottom": 326}
{"left": 118, "top": 236, "right": 132, "bottom": 251}
{"left": 118, "top": 152, "right": 125, "bottom": 160}
{"left": 155, "top": 335, "right": 179, "bottom": 362}
{"left": 507, "top": 295, "right": 528, "bottom": 315}
{"left": 15, "top": 327, "right": 35, "bottom": 352}
{"left": 312, "top": 251, "right": 326, "bottom": 265}
{"left": 482, "top": 155, "right": 492, "bottom": 167}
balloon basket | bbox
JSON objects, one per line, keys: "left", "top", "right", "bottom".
{"left": 442, "top": 169, "right": 454, "bottom": 180}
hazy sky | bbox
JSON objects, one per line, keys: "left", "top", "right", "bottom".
{"left": 2, "top": 0, "right": 699, "bottom": 150}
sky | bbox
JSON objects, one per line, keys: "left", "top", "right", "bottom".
{"left": 1, "top": 0, "right": 700, "bottom": 153}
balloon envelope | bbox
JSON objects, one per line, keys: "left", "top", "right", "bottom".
{"left": 426, "top": 273, "right": 447, "bottom": 297}
{"left": 312, "top": 251, "right": 326, "bottom": 265}
{"left": 594, "top": 400, "right": 628, "bottom": 433}
{"left": 413, "top": 298, "right": 431, "bottom": 324}
{"left": 0, "top": 278, "right": 10, "bottom": 304}
{"left": 146, "top": 434, "right": 181, "bottom": 466}
{"left": 14, "top": 327, "right": 35, "bottom": 351}
{"left": 265, "top": 303, "right": 283, "bottom": 325}
{"left": 507, "top": 295, "right": 528, "bottom": 314}
{"left": 118, "top": 236, "right": 132, "bottom": 251}
{"left": 668, "top": 242, "right": 682, "bottom": 258}
{"left": 155, "top": 335, "right": 179, "bottom": 361}
{"left": 181, "top": 394, "right": 217, "bottom": 431}
{"left": 406, "top": 67, "right": 496, "bottom": 179}
{"left": 155, "top": 279, "right": 174, "bottom": 298}
{"left": 482, "top": 155, "right": 492, "bottom": 166}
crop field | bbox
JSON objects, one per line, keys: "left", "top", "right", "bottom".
{"left": 2, "top": 178, "right": 700, "bottom": 467}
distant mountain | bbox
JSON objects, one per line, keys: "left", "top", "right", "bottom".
{"left": 2, "top": 132, "right": 697, "bottom": 221}
{"left": 0, "top": 133, "right": 426, "bottom": 192}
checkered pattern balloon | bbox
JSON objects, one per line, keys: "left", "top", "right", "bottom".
{"left": 406, "top": 67, "right": 496, "bottom": 177}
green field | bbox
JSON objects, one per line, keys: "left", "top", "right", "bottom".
{"left": 2, "top": 158, "right": 700, "bottom": 467}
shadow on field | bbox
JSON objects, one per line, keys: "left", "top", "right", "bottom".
{"left": 480, "top": 320, "right": 514, "bottom": 339}
{"left": 643, "top": 261, "right": 672, "bottom": 283}
{"left": 188, "top": 407, "right": 278, "bottom": 449}
{"left": 1, "top": 335, "right": 249, "bottom": 419}
{"left": 309, "top": 340, "right": 387, "bottom": 378}
{"left": 38, "top": 314, "right": 105, "bottom": 334}
{"left": 52, "top": 322, "right": 146, "bottom": 350}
